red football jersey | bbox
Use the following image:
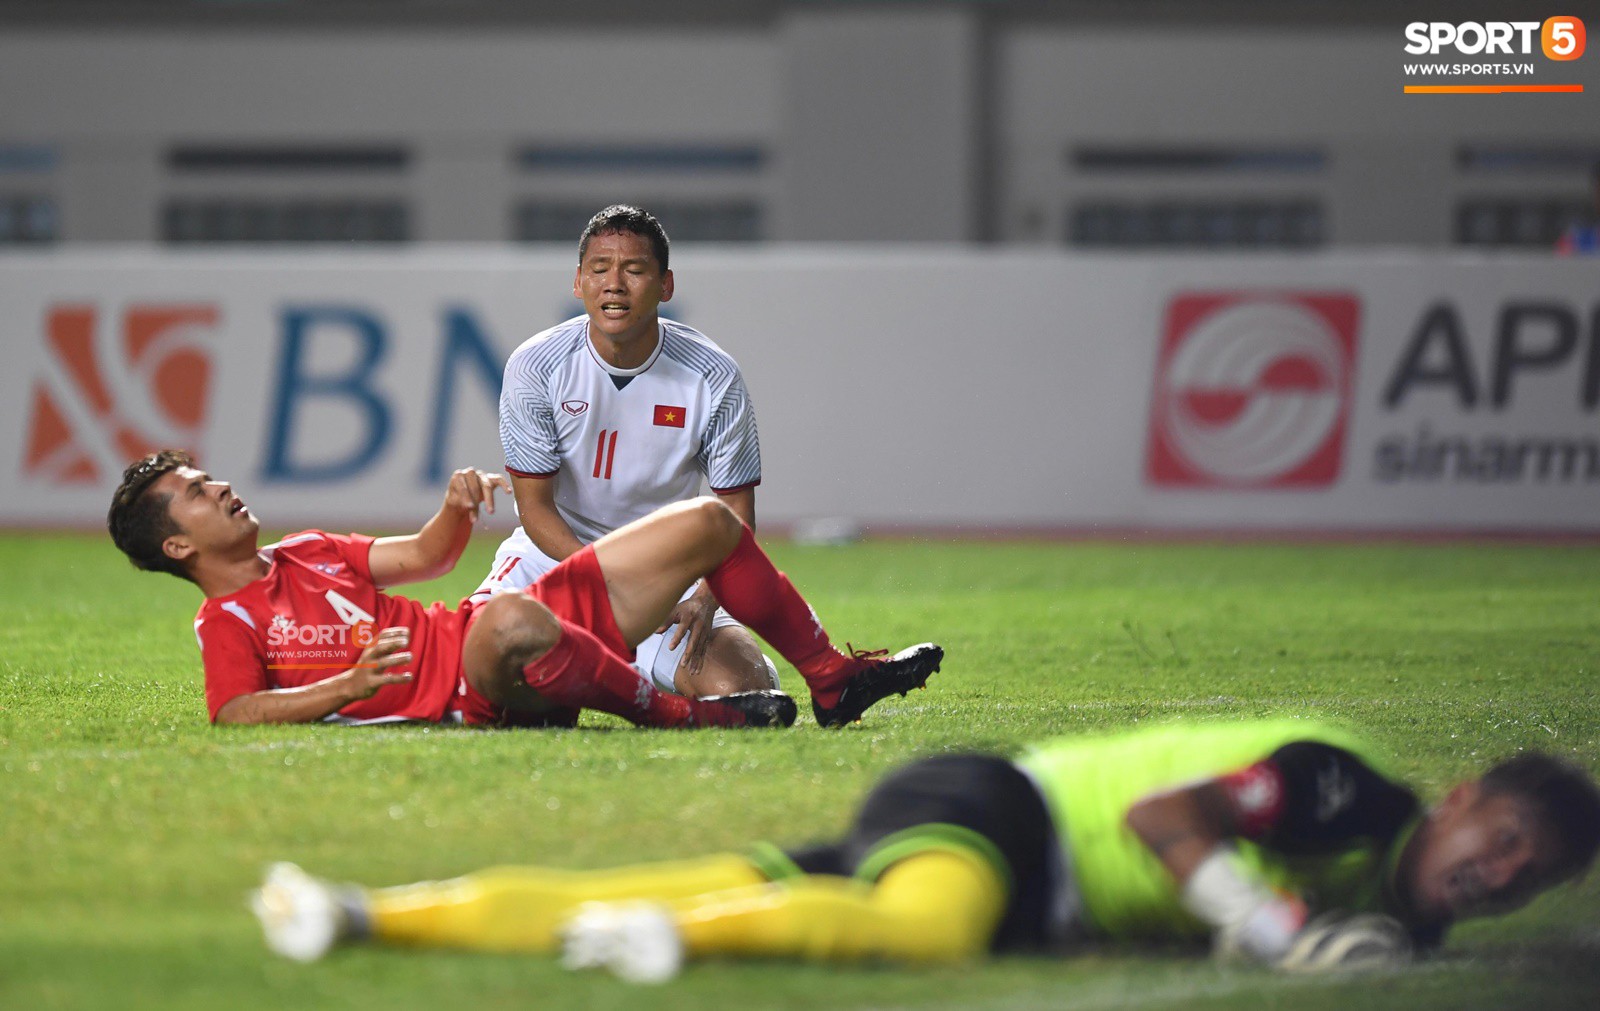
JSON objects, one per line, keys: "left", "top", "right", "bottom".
{"left": 192, "top": 530, "right": 471, "bottom": 723}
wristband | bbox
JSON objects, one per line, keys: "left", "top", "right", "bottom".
{"left": 1181, "top": 847, "right": 1307, "bottom": 962}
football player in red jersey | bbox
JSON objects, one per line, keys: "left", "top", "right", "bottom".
{"left": 107, "top": 450, "right": 942, "bottom": 730}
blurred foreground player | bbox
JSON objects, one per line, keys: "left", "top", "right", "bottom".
{"left": 254, "top": 720, "right": 1599, "bottom": 980}
{"left": 480, "top": 204, "right": 775, "bottom": 701}
{"left": 107, "top": 450, "right": 941, "bottom": 729}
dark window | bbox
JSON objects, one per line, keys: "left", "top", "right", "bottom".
{"left": 0, "top": 144, "right": 59, "bottom": 174}
{"left": 515, "top": 144, "right": 764, "bottom": 174}
{"left": 1455, "top": 198, "right": 1592, "bottom": 247}
{"left": 514, "top": 200, "right": 763, "bottom": 243}
{"left": 167, "top": 145, "right": 409, "bottom": 173}
{"left": 1068, "top": 200, "right": 1323, "bottom": 249}
{"left": 0, "top": 195, "right": 58, "bottom": 244}
{"left": 1072, "top": 146, "right": 1325, "bottom": 174}
{"left": 162, "top": 199, "right": 410, "bottom": 243}
{"left": 1456, "top": 145, "right": 1600, "bottom": 173}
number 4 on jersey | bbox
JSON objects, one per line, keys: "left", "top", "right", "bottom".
{"left": 592, "top": 428, "right": 619, "bottom": 479}
{"left": 325, "top": 590, "right": 378, "bottom": 648}
{"left": 324, "top": 589, "right": 376, "bottom": 625}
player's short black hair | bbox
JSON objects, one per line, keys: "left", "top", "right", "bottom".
{"left": 1480, "top": 752, "right": 1600, "bottom": 882}
{"left": 108, "top": 449, "right": 196, "bottom": 583}
{"left": 578, "top": 204, "right": 670, "bottom": 271}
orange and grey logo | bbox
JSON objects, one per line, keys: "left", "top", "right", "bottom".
{"left": 1403, "top": 16, "right": 1585, "bottom": 94}
{"left": 23, "top": 303, "right": 217, "bottom": 484}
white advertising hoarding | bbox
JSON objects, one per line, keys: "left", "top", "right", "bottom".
{"left": 1, "top": 248, "right": 1595, "bottom": 534}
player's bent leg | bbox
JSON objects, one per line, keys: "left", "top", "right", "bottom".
{"left": 694, "top": 522, "right": 944, "bottom": 725}
{"left": 674, "top": 625, "right": 779, "bottom": 698}
{"left": 361, "top": 856, "right": 770, "bottom": 954}
{"left": 563, "top": 849, "right": 1005, "bottom": 980}
{"left": 675, "top": 849, "right": 1004, "bottom": 964}
{"left": 864, "top": 850, "right": 1008, "bottom": 960}
{"left": 463, "top": 583, "right": 793, "bottom": 729}
{"left": 459, "top": 592, "right": 565, "bottom": 719}
{"left": 599, "top": 498, "right": 941, "bottom": 726}
{"left": 590, "top": 498, "right": 744, "bottom": 647}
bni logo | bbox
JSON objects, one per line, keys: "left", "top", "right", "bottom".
{"left": 1145, "top": 293, "right": 1359, "bottom": 488}
{"left": 23, "top": 303, "right": 218, "bottom": 484}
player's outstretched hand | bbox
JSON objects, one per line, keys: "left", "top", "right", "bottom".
{"left": 443, "top": 468, "right": 511, "bottom": 521}
{"left": 657, "top": 585, "right": 720, "bottom": 678}
{"left": 1276, "top": 912, "right": 1413, "bottom": 974}
{"left": 349, "top": 626, "right": 414, "bottom": 699}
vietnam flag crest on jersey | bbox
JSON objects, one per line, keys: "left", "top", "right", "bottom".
{"left": 653, "top": 404, "right": 687, "bottom": 428}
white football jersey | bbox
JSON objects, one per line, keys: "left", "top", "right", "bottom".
{"left": 478, "top": 315, "right": 763, "bottom": 691}
{"left": 497, "top": 314, "right": 761, "bottom": 542}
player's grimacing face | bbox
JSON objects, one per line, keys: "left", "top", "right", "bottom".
{"left": 1405, "top": 785, "right": 1563, "bottom": 923}
{"left": 574, "top": 230, "right": 673, "bottom": 346}
{"left": 155, "top": 466, "right": 259, "bottom": 554}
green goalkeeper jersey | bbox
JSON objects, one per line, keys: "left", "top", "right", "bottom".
{"left": 1014, "top": 720, "right": 1423, "bottom": 941}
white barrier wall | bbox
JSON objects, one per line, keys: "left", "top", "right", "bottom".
{"left": 2, "top": 249, "right": 1596, "bottom": 533}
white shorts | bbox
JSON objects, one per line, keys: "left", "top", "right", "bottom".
{"left": 471, "top": 529, "right": 744, "bottom": 694}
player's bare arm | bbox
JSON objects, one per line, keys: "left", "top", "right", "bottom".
{"left": 717, "top": 486, "right": 756, "bottom": 532}
{"left": 1125, "top": 780, "right": 1240, "bottom": 883}
{"left": 509, "top": 472, "right": 586, "bottom": 562}
{"left": 1127, "top": 775, "right": 1309, "bottom": 964}
{"left": 214, "top": 628, "right": 415, "bottom": 725}
{"left": 369, "top": 469, "right": 509, "bottom": 587}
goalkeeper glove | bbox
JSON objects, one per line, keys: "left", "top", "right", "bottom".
{"left": 1276, "top": 912, "right": 1414, "bottom": 974}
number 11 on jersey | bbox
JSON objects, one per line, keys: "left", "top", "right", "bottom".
{"left": 592, "top": 429, "right": 619, "bottom": 479}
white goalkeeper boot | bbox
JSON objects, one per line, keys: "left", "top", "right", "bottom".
{"left": 561, "top": 902, "right": 684, "bottom": 984}
{"left": 251, "top": 862, "right": 356, "bottom": 962}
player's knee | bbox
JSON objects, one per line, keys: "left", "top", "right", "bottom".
{"left": 693, "top": 496, "right": 744, "bottom": 550}
{"left": 872, "top": 852, "right": 1005, "bottom": 963}
{"left": 475, "top": 593, "right": 561, "bottom": 666}
{"left": 710, "top": 656, "right": 779, "bottom": 695}
{"left": 680, "top": 631, "right": 778, "bottom": 697}
{"left": 463, "top": 594, "right": 564, "bottom": 704}
{"left": 684, "top": 667, "right": 760, "bottom": 699}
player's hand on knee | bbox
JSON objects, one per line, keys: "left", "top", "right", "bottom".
{"left": 656, "top": 587, "right": 718, "bottom": 676}
{"left": 444, "top": 468, "right": 511, "bottom": 521}
{"left": 350, "top": 627, "right": 414, "bottom": 698}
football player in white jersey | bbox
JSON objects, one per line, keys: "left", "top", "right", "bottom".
{"left": 474, "top": 205, "right": 775, "bottom": 701}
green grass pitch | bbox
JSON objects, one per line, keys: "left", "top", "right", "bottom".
{"left": 2, "top": 531, "right": 1597, "bottom": 1010}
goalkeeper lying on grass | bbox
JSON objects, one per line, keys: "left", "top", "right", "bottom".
{"left": 253, "top": 719, "right": 1600, "bottom": 980}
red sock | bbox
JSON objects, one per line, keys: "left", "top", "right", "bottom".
{"left": 704, "top": 526, "right": 852, "bottom": 693}
{"left": 520, "top": 619, "right": 748, "bottom": 729}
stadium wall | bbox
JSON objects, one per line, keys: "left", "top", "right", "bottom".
{"left": 4, "top": 23, "right": 1595, "bottom": 246}
{"left": 3, "top": 248, "right": 1596, "bottom": 534}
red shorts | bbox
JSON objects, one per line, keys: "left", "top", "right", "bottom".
{"left": 455, "top": 545, "right": 632, "bottom": 727}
